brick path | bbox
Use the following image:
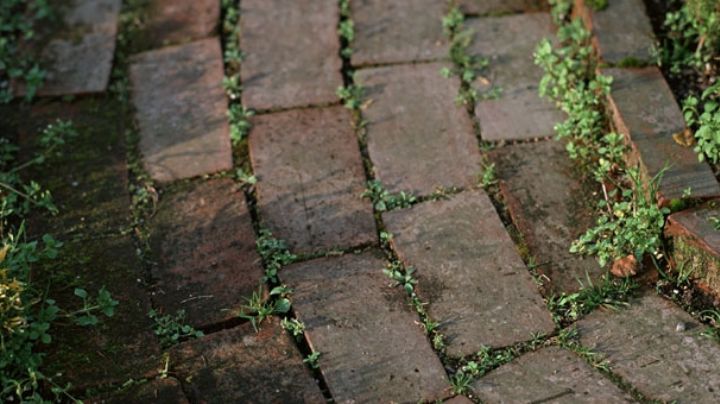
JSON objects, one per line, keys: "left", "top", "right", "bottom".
{"left": 5, "top": 0, "right": 720, "bottom": 402}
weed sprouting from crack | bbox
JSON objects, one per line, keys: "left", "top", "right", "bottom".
{"left": 546, "top": 276, "right": 638, "bottom": 326}
{"left": 148, "top": 309, "right": 204, "bottom": 349}
{"left": 256, "top": 228, "right": 297, "bottom": 283}
{"left": 238, "top": 284, "right": 292, "bottom": 332}
{"left": 361, "top": 179, "right": 418, "bottom": 212}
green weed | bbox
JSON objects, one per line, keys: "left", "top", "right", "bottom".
{"left": 362, "top": 180, "right": 417, "bottom": 212}
{"left": 239, "top": 285, "right": 292, "bottom": 332}
{"left": 148, "top": 309, "right": 203, "bottom": 349}
{"left": 303, "top": 351, "right": 321, "bottom": 369}
{"left": 281, "top": 317, "right": 305, "bottom": 338}
{"left": 683, "top": 81, "right": 720, "bottom": 163}
{"left": 337, "top": 84, "right": 364, "bottom": 110}
{"left": 547, "top": 276, "right": 637, "bottom": 324}
{"left": 256, "top": 229, "right": 297, "bottom": 283}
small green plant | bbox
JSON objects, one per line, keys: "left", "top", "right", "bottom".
{"left": 235, "top": 168, "right": 257, "bottom": 186}
{"left": 221, "top": 0, "right": 243, "bottom": 68}
{"left": 700, "top": 309, "right": 720, "bottom": 342}
{"left": 148, "top": 309, "right": 203, "bottom": 349}
{"left": 228, "top": 104, "right": 254, "bottom": 145}
{"left": 480, "top": 162, "right": 498, "bottom": 188}
{"left": 303, "top": 351, "right": 321, "bottom": 369}
{"left": 658, "top": 0, "right": 720, "bottom": 77}
{"left": 239, "top": 285, "right": 292, "bottom": 332}
{"left": 549, "top": 0, "right": 572, "bottom": 25}
{"left": 361, "top": 180, "right": 417, "bottom": 212}
{"left": 710, "top": 215, "right": 720, "bottom": 230}
{"left": 338, "top": 0, "right": 354, "bottom": 58}
{"left": 337, "top": 84, "right": 364, "bottom": 110}
{"left": 683, "top": 81, "right": 720, "bottom": 163}
{"left": 547, "top": 276, "right": 637, "bottom": 323}
{"left": 71, "top": 287, "right": 119, "bottom": 327}
{"left": 281, "top": 317, "right": 305, "bottom": 338}
{"left": 256, "top": 229, "right": 297, "bottom": 283}
{"left": 557, "top": 326, "right": 610, "bottom": 371}
{"left": 451, "top": 346, "right": 518, "bottom": 393}
{"left": 383, "top": 261, "right": 417, "bottom": 295}
{"left": 587, "top": 0, "right": 609, "bottom": 11}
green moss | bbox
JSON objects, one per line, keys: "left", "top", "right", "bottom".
{"left": 672, "top": 236, "right": 720, "bottom": 293}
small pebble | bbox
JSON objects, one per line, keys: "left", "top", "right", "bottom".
{"left": 676, "top": 322, "right": 686, "bottom": 332}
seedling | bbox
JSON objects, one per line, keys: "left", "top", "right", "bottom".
{"left": 256, "top": 229, "right": 297, "bottom": 282}
{"left": 304, "top": 351, "right": 321, "bottom": 369}
{"left": 148, "top": 309, "right": 204, "bottom": 349}
{"left": 547, "top": 276, "right": 637, "bottom": 324}
{"left": 361, "top": 180, "right": 417, "bottom": 212}
{"left": 239, "top": 285, "right": 292, "bottom": 332}
{"left": 337, "top": 84, "right": 364, "bottom": 110}
{"left": 281, "top": 317, "right": 305, "bottom": 338}
{"left": 479, "top": 162, "right": 498, "bottom": 188}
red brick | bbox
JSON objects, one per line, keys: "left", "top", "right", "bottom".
{"left": 357, "top": 63, "right": 481, "bottom": 195}
{"left": 444, "top": 395, "right": 474, "bottom": 404}
{"left": 281, "top": 251, "right": 450, "bottom": 402}
{"left": 384, "top": 190, "right": 555, "bottom": 357}
{"left": 249, "top": 107, "right": 376, "bottom": 254}
{"left": 458, "top": 0, "right": 547, "bottom": 15}
{"left": 577, "top": 293, "right": 720, "bottom": 402}
{"left": 603, "top": 67, "right": 720, "bottom": 202}
{"left": 240, "top": 0, "right": 343, "bottom": 111}
{"left": 89, "top": 378, "right": 189, "bottom": 404}
{"left": 351, "top": 0, "right": 448, "bottom": 66}
{"left": 130, "top": 38, "right": 233, "bottom": 182}
{"left": 490, "top": 141, "right": 603, "bottom": 294}
{"left": 170, "top": 319, "right": 324, "bottom": 402}
{"left": 149, "top": 179, "right": 264, "bottom": 328}
{"left": 143, "top": 0, "right": 219, "bottom": 47}
{"left": 14, "top": 0, "right": 121, "bottom": 97}
{"left": 666, "top": 203, "right": 720, "bottom": 296}
{"left": 41, "top": 236, "right": 162, "bottom": 390}
{"left": 575, "top": 0, "right": 655, "bottom": 64}
{"left": 473, "top": 347, "right": 632, "bottom": 402}
{"left": 16, "top": 100, "right": 129, "bottom": 239}
{"left": 468, "top": 13, "right": 564, "bottom": 141}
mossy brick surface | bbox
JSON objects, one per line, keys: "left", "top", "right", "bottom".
{"left": 142, "top": 0, "right": 220, "bottom": 48}
{"left": 249, "top": 106, "right": 376, "bottom": 254}
{"left": 169, "top": 318, "right": 324, "bottom": 403}
{"left": 384, "top": 189, "right": 555, "bottom": 357}
{"left": 577, "top": 293, "right": 720, "bottom": 402}
{"left": 149, "top": 179, "right": 264, "bottom": 328}
{"left": 130, "top": 38, "right": 233, "bottom": 182}
{"left": 575, "top": 0, "right": 655, "bottom": 64}
{"left": 17, "top": 99, "right": 130, "bottom": 239}
{"left": 39, "top": 235, "right": 161, "bottom": 390}
{"left": 490, "top": 140, "right": 603, "bottom": 294}
{"left": 356, "top": 63, "right": 481, "bottom": 196}
{"left": 468, "top": 13, "right": 564, "bottom": 141}
{"left": 457, "top": 0, "right": 548, "bottom": 16}
{"left": 239, "top": 0, "right": 343, "bottom": 111}
{"left": 13, "top": 0, "right": 121, "bottom": 97}
{"left": 88, "top": 378, "right": 189, "bottom": 404}
{"left": 351, "top": 0, "right": 448, "bottom": 66}
{"left": 472, "top": 347, "right": 632, "bottom": 403}
{"left": 281, "top": 251, "right": 450, "bottom": 402}
{"left": 603, "top": 67, "right": 720, "bottom": 203}
{"left": 666, "top": 204, "right": 720, "bottom": 295}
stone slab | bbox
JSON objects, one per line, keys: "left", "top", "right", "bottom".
{"left": 575, "top": 0, "right": 656, "bottom": 64}
{"left": 489, "top": 141, "right": 603, "bottom": 294}
{"left": 281, "top": 251, "right": 450, "bottom": 402}
{"left": 89, "top": 378, "right": 189, "bottom": 404}
{"left": 357, "top": 63, "right": 481, "bottom": 195}
{"left": 170, "top": 319, "right": 325, "bottom": 402}
{"left": 467, "top": 13, "right": 564, "bottom": 141}
{"left": 143, "top": 0, "right": 220, "bottom": 47}
{"left": 384, "top": 189, "right": 555, "bottom": 357}
{"left": 130, "top": 38, "right": 232, "bottom": 182}
{"left": 603, "top": 67, "right": 720, "bottom": 202}
{"left": 14, "top": 0, "right": 121, "bottom": 96}
{"left": 472, "top": 347, "right": 632, "bottom": 403}
{"left": 40, "top": 236, "right": 162, "bottom": 390}
{"left": 445, "top": 395, "right": 474, "bottom": 404}
{"left": 666, "top": 203, "right": 720, "bottom": 296}
{"left": 249, "top": 106, "right": 376, "bottom": 254}
{"left": 240, "top": 0, "right": 343, "bottom": 111}
{"left": 16, "top": 99, "right": 129, "bottom": 239}
{"left": 577, "top": 293, "right": 720, "bottom": 402}
{"left": 149, "top": 179, "right": 264, "bottom": 328}
{"left": 351, "top": 0, "right": 448, "bottom": 66}
{"left": 458, "top": 0, "right": 547, "bottom": 16}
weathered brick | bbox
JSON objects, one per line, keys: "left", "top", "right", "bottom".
{"left": 666, "top": 203, "right": 720, "bottom": 296}
{"left": 490, "top": 140, "right": 603, "bottom": 294}
{"left": 603, "top": 67, "right": 720, "bottom": 202}
{"left": 249, "top": 107, "right": 376, "bottom": 254}
{"left": 143, "top": 0, "right": 220, "bottom": 47}
{"left": 13, "top": 0, "right": 121, "bottom": 97}
{"left": 170, "top": 319, "right": 324, "bottom": 402}
{"left": 575, "top": 0, "right": 655, "bottom": 64}
{"left": 149, "top": 179, "right": 264, "bottom": 328}
{"left": 472, "top": 347, "right": 632, "bottom": 403}
{"left": 577, "top": 293, "right": 720, "bottom": 402}
{"left": 467, "top": 13, "right": 564, "bottom": 141}
{"left": 40, "top": 236, "right": 162, "bottom": 390}
{"left": 351, "top": 0, "right": 448, "bottom": 66}
{"left": 384, "top": 190, "right": 555, "bottom": 357}
{"left": 356, "top": 63, "right": 481, "bottom": 195}
{"left": 130, "top": 38, "right": 232, "bottom": 182}
{"left": 89, "top": 378, "right": 189, "bottom": 404}
{"left": 458, "top": 0, "right": 547, "bottom": 16}
{"left": 281, "top": 251, "right": 450, "bottom": 402}
{"left": 240, "top": 0, "right": 343, "bottom": 111}
{"left": 16, "top": 100, "right": 129, "bottom": 239}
